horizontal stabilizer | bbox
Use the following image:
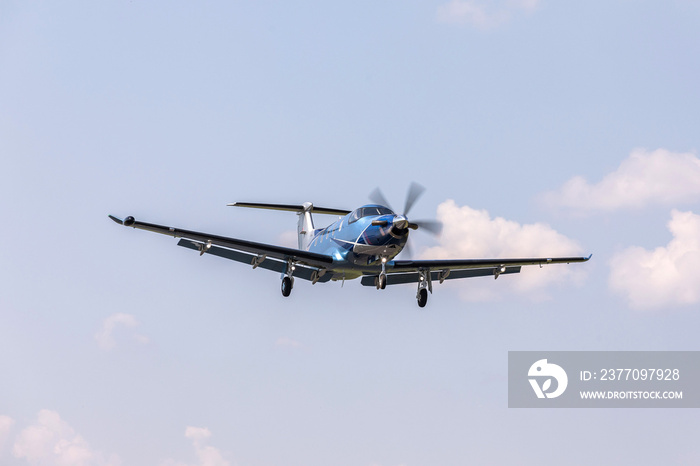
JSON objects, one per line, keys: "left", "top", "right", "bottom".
{"left": 228, "top": 202, "right": 351, "bottom": 216}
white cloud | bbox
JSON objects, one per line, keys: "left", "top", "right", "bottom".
{"left": 0, "top": 415, "right": 14, "bottom": 452}
{"left": 421, "top": 200, "right": 586, "bottom": 300}
{"left": 609, "top": 210, "right": 700, "bottom": 310}
{"left": 436, "top": 0, "right": 539, "bottom": 27}
{"left": 543, "top": 148, "right": 700, "bottom": 212}
{"left": 12, "top": 410, "right": 120, "bottom": 466}
{"left": 160, "top": 427, "right": 230, "bottom": 466}
{"left": 94, "top": 313, "right": 149, "bottom": 350}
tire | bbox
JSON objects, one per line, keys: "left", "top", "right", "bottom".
{"left": 281, "top": 276, "right": 293, "bottom": 297}
{"left": 417, "top": 288, "right": 428, "bottom": 307}
{"left": 378, "top": 274, "right": 387, "bottom": 290}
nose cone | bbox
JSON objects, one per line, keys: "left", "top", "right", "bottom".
{"left": 389, "top": 215, "right": 410, "bottom": 239}
{"left": 393, "top": 215, "right": 408, "bottom": 229}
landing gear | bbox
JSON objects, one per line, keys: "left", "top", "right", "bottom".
{"left": 375, "top": 257, "right": 388, "bottom": 290}
{"left": 281, "top": 259, "right": 295, "bottom": 297}
{"left": 281, "top": 276, "right": 293, "bottom": 297}
{"left": 416, "top": 268, "right": 431, "bottom": 308}
{"left": 376, "top": 273, "right": 387, "bottom": 290}
{"left": 417, "top": 288, "right": 428, "bottom": 307}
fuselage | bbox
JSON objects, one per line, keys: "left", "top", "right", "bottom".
{"left": 306, "top": 204, "right": 409, "bottom": 280}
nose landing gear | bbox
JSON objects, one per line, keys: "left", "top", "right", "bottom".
{"left": 375, "top": 257, "right": 388, "bottom": 290}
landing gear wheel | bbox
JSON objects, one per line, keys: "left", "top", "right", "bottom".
{"left": 281, "top": 276, "right": 293, "bottom": 297}
{"left": 417, "top": 288, "right": 428, "bottom": 307}
{"left": 378, "top": 273, "right": 387, "bottom": 290}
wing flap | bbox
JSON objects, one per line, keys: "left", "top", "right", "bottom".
{"left": 177, "top": 240, "right": 333, "bottom": 282}
{"left": 360, "top": 266, "right": 521, "bottom": 286}
{"left": 389, "top": 255, "right": 590, "bottom": 272}
{"left": 177, "top": 239, "right": 284, "bottom": 274}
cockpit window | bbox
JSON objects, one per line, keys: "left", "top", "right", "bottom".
{"left": 363, "top": 206, "right": 393, "bottom": 216}
{"left": 348, "top": 206, "right": 394, "bottom": 223}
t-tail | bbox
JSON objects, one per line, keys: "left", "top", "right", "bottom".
{"left": 297, "top": 202, "right": 315, "bottom": 250}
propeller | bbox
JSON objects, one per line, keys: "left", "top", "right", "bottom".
{"left": 368, "top": 182, "right": 443, "bottom": 238}
{"left": 369, "top": 187, "right": 394, "bottom": 212}
{"left": 403, "top": 182, "right": 425, "bottom": 217}
{"left": 409, "top": 219, "right": 443, "bottom": 235}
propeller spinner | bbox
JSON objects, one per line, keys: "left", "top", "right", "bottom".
{"left": 369, "top": 182, "right": 443, "bottom": 236}
{"left": 369, "top": 182, "right": 443, "bottom": 258}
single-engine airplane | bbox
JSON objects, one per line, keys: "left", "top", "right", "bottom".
{"left": 109, "top": 183, "right": 590, "bottom": 307}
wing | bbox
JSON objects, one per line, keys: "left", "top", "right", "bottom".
{"left": 360, "top": 255, "right": 591, "bottom": 286}
{"left": 108, "top": 215, "right": 334, "bottom": 282}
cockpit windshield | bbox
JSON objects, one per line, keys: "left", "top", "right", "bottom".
{"left": 348, "top": 206, "right": 394, "bottom": 223}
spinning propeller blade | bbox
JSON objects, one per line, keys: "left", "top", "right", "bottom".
{"left": 369, "top": 187, "right": 393, "bottom": 212}
{"left": 403, "top": 182, "right": 426, "bottom": 217}
{"left": 409, "top": 219, "right": 443, "bottom": 235}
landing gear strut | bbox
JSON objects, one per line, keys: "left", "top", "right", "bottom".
{"left": 416, "top": 268, "right": 431, "bottom": 308}
{"left": 281, "top": 259, "right": 295, "bottom": 297}
{"left": 376, "top": 257, "right": 388, "bottom": 290}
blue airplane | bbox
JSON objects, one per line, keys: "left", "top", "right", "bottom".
{"left": 109, "top": 183, "right": 590, "bottom": 307}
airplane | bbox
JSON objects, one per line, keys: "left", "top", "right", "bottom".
{"left": 108, "top": 183, "right": 590, "bottom": 307}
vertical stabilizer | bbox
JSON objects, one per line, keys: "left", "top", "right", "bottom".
{"left": 297, "top": 202, "right": 315, "bottom": 250}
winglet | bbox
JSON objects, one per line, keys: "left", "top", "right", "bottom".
{"left": 108, "top": 215, "right": 124, "bottom": 225}
{"left": 586, "top": 254, "right": 593, "bottom": 261}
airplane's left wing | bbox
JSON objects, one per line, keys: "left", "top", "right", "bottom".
{"left": 361, "top": 255, "right": 591, "bottom": 286}
{"left": 108, "top": 215, "right": 334, "bottom": 277}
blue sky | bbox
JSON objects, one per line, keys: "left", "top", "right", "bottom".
{"left": 2, "top": 1, "right": 700, "bottom": 465}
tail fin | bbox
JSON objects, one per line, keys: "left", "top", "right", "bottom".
{"left": 297, "top": 202, "right": 315, "bottom": 250}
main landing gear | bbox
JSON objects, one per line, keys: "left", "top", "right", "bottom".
{"left": 416, "top": 269, "right": 431, "bottom": 308}
{"left": 417, "top": 288, "right": 428, "bottom": 307}
{"left": 374, "top": 259, "right": 431, "bottom": 307}
{"left": 281, "top": 260, "right": 295, "bottom": 297}
{"left": 281, "top": 276, "right": 293, "bottom": 297}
